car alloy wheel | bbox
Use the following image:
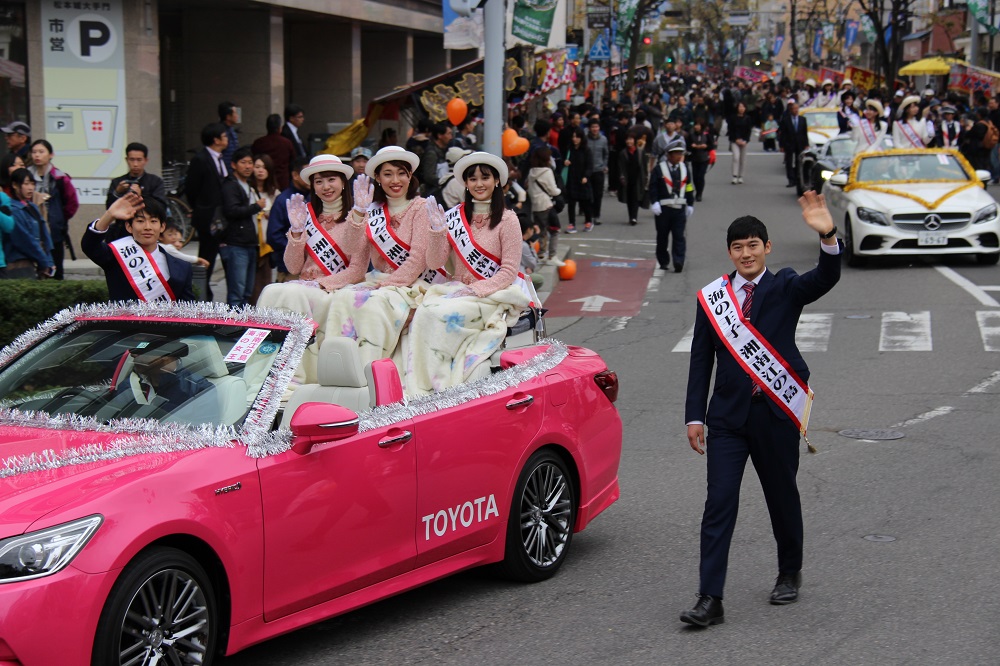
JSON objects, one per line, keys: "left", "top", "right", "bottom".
{"left": 94, "top": 547, "right": 218, "bottom": 666}
{"left": 499, "top": 450, "right": 576, "bottom": 582}
{"left": 844, "top": 215, "right": 866, "bottom": 267}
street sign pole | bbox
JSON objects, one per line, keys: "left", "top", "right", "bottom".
{"left": 484, "top": 0, "right": 504, "bottom": 158}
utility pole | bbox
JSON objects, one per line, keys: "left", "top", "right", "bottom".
{"left": 483, "top": 0, "right": 504, "bottom": 158}
{"left": 970, "top": 4, "right": 980, "bottom": 67}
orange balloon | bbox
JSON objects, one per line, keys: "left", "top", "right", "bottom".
{"left": 503, "top": 136, "right": 530, "bottom": 157}
{"left": 502, "top": 128, "right": 518, "bottom": 150}
{"left": 446, "top": 97, "right": 468, "bottom": 126}
{"left": 558, "top": 259, "right": 577, "bottom": 280}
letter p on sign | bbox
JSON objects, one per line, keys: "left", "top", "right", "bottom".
{"left": 68, "top": 15, "right": 117, "bottom": 64}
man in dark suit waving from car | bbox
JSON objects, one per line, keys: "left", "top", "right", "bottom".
{"left": 680, "top": 191, "right": 842, "bottom": 627}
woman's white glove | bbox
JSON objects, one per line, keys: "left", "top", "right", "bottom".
{"left": 353, "top": 174, "right": 374, "bottom": 214}
{"left": 425, "top": 195, "right": 448, "bottom": 233}
{"left": 286, "top": 193, "right": 309, "bottom": 234}
{"left": 650, "top": 201, "right": 662, "bottom": 216}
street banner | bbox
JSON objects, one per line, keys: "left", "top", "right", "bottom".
{"left": 819, "top": 67, "right": 843, "bottom": 85}
{"left": 790, "top": 66, "right": 820, "bottom": 83}
{"left": 812, "top": 29, "right": 823, "bottom": 58}
{"left": 948, "top": 63, "right": 1000, "bottom": 95}
{"left": 844, "top": 65, "right": 884, "bottom": 91}
{"left": 511, "top": 0, "right": 559, "bottom": 47}
{"left": 606, "top": 65, "right": 653, "bottom": 91}
{"left": 588, "top": 6, "right": 611, "bottom": 29}
{"left": 442, "top": 0, "right": 482, "bottom": 50}
{"left": 968, "top": 0, "right": 1000, "bottom": 36}
{"left": 860, "top": 14, "right": 877, "bottom": 43}
{"left": 822, "top": 22, "right": 836, "bottom": 41}
{"left": 845, "top": 19, "right": 859, "bottom": 50}
{"left": 758, "top": 38, "right": 767, "bottom": 57}
{"left": 773, "top": 35, "right": 784, "bottom": 55}
{"left": 40, "top": 0, "right": 127, "bottom": 204}
{"left": 733, "top": 66, "right": 769, "bottom": 83}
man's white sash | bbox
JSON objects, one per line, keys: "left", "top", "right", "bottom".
{"left": 941, "top": 121, "right": 960, "bottom": 147}
{"left": 444, "top": 205, "right": 538, "bottom": 305}
{"left": 698, "top": 275, "right": 813, "bottom": 434}
{"left": 898, "top": 119, "right": 924, "bottom": 148}
{"left": 659, "top": 161, "right": 688, "bottom": 207}
{"left": 304, "top": 203, "right": 349, "bottom": 276}
{"left": 366, "top": 203, "right": 448, "bottom": 285}
{"left": 110, "top": 236, "right": 175, "bottom": 302}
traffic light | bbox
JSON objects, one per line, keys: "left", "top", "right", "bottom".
{"left": 667, "top": 56, "right": 673, "bottom": 63}
{"left": 642, "top": 35, "right": 652, "bottom": 45}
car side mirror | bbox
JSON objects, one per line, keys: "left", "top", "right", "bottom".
{"left": 289, "top": 402, "right": 360, "bottom": 455}
{"left": 829, "top": 173, "right": 848, "bottom": 187}
{"left": 976, "top": 169, "right": 992, "bottom": 182}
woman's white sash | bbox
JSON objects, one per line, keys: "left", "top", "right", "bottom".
{"left": 304, "top": 203, "right": 349, "bottom": 276}
{"left": 366, "top": 203, "right": 448, "bottom": 285}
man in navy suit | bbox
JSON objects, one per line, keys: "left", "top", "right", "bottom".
{"left": 82, "top": 193, "right": 195, "bottom": 302}
{"left": 185, "top": 122, "right": 229, "bottom": 300}
{"left": 779, "top": 100, "right": 810, "bottom": 194}
{"left": 681, "top": 191, "right": 842, "bottom": 627}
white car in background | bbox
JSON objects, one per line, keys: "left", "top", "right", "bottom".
{"left": 824, "top": 149, "right": 1000, "bottom": 267}
{"left": 800, "top": 108, "right": 842, "bottom": 148}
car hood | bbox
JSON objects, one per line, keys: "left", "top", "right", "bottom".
{"left": 0, "top": 425, "right": 201, "bottom": 535}
{"left": 847, "top": 182, "right": 994, "bottom": 213}
{"left": 808, "top": 128, "right": 838, "bottom": 146}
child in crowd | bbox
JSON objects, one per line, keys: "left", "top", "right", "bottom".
{"left": 520, "top": 217, "right": 543, "bottom": 292}
{"left": 761, "top": 114, "right": 779, "bottom": 152}
{"left": 160, "top": 221, "right": 209, "bottom": 266}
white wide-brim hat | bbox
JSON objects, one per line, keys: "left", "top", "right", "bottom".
{"left": 897, "top": 95, "right": 921, "bottom": 118}
{"left": 300, "top": 155, "right": 354, "bottom": 182}
{"left": 365, "top": 145, "right": 420, "bottom": 178}
{"left": 866, "top": 98, "right": 884, "bottom": 116}
{"left": 453, "top": 151, "right": 509, "bottom": 186}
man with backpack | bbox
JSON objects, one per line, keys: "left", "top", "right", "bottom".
{"left": 961, "top": 107, "right": 996, "bottom": 172}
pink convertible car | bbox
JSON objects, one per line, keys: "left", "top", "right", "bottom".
{"left": 0, "top": 302, "right": 621, "bottom": 665}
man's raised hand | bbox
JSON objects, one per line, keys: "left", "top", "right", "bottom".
{"left": 798, "top": 190, "right": 835, "bottom": 236}
{"left": 108, "top": 191, "right": 145, "bottom": 220}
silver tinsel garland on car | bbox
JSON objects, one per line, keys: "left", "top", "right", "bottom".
{"left": 0, "top": 302, "right": 570, "bottom": 478}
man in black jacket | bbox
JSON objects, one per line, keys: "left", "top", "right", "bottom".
{"left": 281, "top": 104, "right": 308, "bottom": 158}
{"left": 105, "top": 142, "right": 167, "bottom": 212}
{"left": 779, "top": 101, "right": 809, "bottom": 194}
{"left": 218, "top": 146, "right": 264, "bottom": 307}
{"left": 82, "top": 193, "right": 194, "bottom": 302}
{"left": 185, "top": 122, "right": 229, "bottom": 299}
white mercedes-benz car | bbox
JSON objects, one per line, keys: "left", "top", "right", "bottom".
{"left": 824, "top": 148, "right": 1000, "bottom": 267}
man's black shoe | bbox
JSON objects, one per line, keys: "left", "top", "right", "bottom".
{"left": 785, "top": 182, "right": 796, "bottom": 188}
{"left": 659, "top": 264, "right": 669, "bottom": 271}
{"left": 628, "top": 219, "right": 637, "bottom": 226}
{"left": 769, "top": 572, "right": 802, "bottom": 605}
{"left": 695, "top": 194, "right": 703, "bottom": 202}
{"left": 680, "top": 594, "right": 724, "bottom": 627}
{"left": 674, "top": 264, "right": 684, "bottom": 273}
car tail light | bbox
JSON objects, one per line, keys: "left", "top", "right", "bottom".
{"left": 594, "top": 370, "right": 619, "bottom": 403}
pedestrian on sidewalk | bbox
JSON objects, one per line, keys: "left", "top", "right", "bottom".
{"left": 218, "top": 147, "right": 264, "bottom": 307}
{"left": 526, "top": 147, "right": 564, "bottom": 267}
{"left": 586, "top": 119, "right": 609, "bottom": 225}
{"left": 680, "top": 191, "right": 842, "bottom": 628}
{"left": 617, "top": 135, "right": 648, "bottom": 226}
{"left": 727, "top": 102, "right": 752, "bottom": 184}
{"left": 28, "top": 139, "right": 78, "bottom": 280}
{"left": 561, "top": 127, "right": 593, "bottom": 233}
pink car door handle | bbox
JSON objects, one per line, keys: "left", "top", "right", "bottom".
{"left": 505, "top": 394, "right": 535, "bottom": 410}
{"left": 378, "top": 430, "right": 413, "bottom": 448}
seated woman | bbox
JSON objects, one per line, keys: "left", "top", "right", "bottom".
{"left": 325, "top": 145, "right": 440, "bottom": 368}
{"left": 257, "top": 155, "right": 368, "bottom": 384}
{"left": 405, "top": 152, "right": 531, "bottom": 395}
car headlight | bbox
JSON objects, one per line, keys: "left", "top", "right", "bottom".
{"left": 856, "top": 207, "right": 889, "bottom": 226}
{"left": 820, "top": 170, "right": 834, "bottom": 181}
{"left": 0, "top": 515, "right": 102, "bottom": 583}
{"left": 973, "top": 203, "right": 997, "bottom": 224}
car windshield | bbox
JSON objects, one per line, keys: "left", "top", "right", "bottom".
{"left": 0, "top": 321, "right": 288, "bottom": 428}
{"left": 827, "top": 138, "right": 857, "bottom": 159}
{"left": 806, "top": 111, "right": 839, "bottom": 128}
{"left": 854, "top": 153, "right": 970, "bottom": 183}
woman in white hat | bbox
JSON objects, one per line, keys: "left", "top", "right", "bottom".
{"left": 324, "top": 145, "right": 438, "bottom": 368}
{"left": 798, "top": 79, "right": 818, "bottom": 108}
{"left": 892, "top": 95, "right": 934, "bottom": 149}
{"left": 257, "top": 154, "right": 369, "bottom": 384}
{"left": 815, "top": 79, "right": 837, "bottom": 108}
{"left": 404, "top": 151, "right": 532, "bottom": 394}
{"left": 852, "top": 98, "right": 889, "bottom": 155}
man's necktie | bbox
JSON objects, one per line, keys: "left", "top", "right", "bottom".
{"left": 741, "top": 282, "right": 754, "bottom": 320}
{"left": 742, "top": 283, "right": 761, "bottom": 396}
{"left": 216, "top": 157, "right": 226, "bottom": 178}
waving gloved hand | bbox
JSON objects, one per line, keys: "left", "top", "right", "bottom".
{"left": 286, "top": 193, "right": 309, "bottom": 234}
{"left": 425, "top": 195, "right": 448, "bottom": 233}
{"left": 353, "top": 174, "right": 374, "bottom": 215}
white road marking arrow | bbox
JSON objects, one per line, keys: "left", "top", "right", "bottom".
{"left": 569, "top": 295, "right": 621, "bottom": 313}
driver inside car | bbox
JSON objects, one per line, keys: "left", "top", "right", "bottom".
{"left": 116, "top": 340, "right": 214, "bottom": 414}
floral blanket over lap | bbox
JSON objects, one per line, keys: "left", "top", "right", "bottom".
{"left": 403, "top": 282, "right": 528, "bottom": 396}
{"left": 324, "top": 271, "right": 423, "bottom": 368}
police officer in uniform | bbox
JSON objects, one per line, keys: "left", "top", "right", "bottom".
{"left": 648, "top": 137, "right": 694, "bottom": 272}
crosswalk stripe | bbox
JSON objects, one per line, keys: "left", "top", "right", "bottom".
{"left": 672, "top": 325, "right": 695, "bottom": 352}
{"left": 795, "top": 313, "right": 834, "bottom": 352}
{"left": 976, "top": 311, "right": 1000, "bottom": 351}
{"left": 879, "top": 311, "right": 932, "bottom": 351}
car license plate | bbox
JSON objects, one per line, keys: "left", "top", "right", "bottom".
{"left": 918, "top": 231, "right": 948, "bottom": 246}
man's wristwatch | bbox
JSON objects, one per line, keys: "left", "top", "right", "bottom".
{"left": 819, "top": 226, "right": 838, "bottom": 239}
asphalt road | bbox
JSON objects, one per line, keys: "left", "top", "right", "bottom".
{"left": 224, "top": 151, "right": 1000, "bottom": 665}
